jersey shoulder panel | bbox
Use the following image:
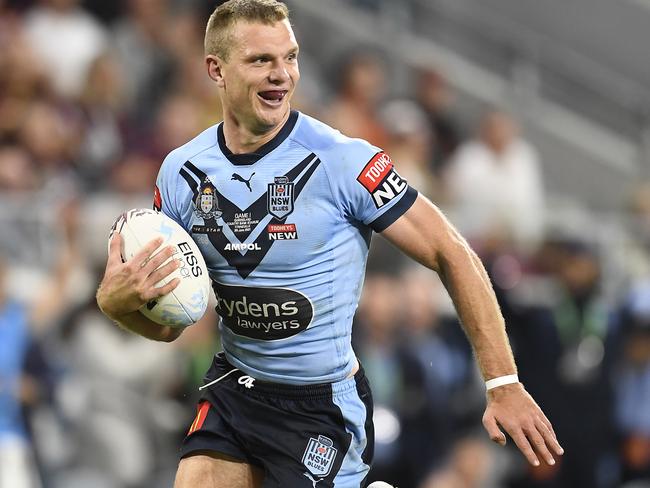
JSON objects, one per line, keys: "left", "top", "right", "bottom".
{"left": 156, "top": 124, "right": 219, "bottom": 227}
{"left": 160, "top": 124, "right": 219, "bottom": 174}
{"left": 291, "top": 113, "right": 416, "bottom": 231}
{"left": 291, "top": 113, "right": 380, "bottom": 164}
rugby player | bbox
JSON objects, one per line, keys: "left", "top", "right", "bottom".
{"left": 96, "top": 1, "right": 564, "bottom": 486}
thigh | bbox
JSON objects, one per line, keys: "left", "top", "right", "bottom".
{"left": 174, "top": 452, "right": 264, "bottom": 488}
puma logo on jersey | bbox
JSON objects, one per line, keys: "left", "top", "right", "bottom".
{"left": 181, "top": 154, "right": 321, "bottom": 278}
{"left": 231, "top": 172, "right": 255, "bottom": 192}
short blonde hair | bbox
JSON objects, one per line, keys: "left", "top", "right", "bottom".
{"left": 205, "top": 0, "right": 290, "bottom": 60}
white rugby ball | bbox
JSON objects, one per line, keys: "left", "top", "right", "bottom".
{"left": 109, "top": 208, "right": 210, "bottom": 328}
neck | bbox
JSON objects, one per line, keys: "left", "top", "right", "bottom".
{"left": 222, "top": 109, "right": 291, "bottom": 154}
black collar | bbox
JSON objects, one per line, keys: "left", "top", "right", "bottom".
{"left": 217, "top": 110, "right": 299, "bottom": 166}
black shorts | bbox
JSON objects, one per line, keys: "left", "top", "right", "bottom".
{"left": 180, "top": 353, "right": 375, "bottom": 487}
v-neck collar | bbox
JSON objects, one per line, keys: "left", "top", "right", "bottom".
{"left": 217, "top": 110, "right": 299, "bottom": 166}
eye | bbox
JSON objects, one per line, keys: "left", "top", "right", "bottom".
{"left": 287, "top": 52, "right": 298, "bottom": 62}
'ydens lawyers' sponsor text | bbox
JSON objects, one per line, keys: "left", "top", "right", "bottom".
{"left": 213, "top": 282, "right": 314, "bottom": 340}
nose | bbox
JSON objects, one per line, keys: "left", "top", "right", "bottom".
{"left": 269, "top": 62, "right": 290, "bottom": 84}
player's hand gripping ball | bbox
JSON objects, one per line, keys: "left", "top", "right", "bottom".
{"left": 109, "top": 209, "right": 210, "bottom": 328}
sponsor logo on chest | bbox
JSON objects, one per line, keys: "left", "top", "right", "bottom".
{"left": 267, "top": 223, "right": 298, "bottom": 240}
{"left": 213, "top": 282, "right": 314, "bottom": 340}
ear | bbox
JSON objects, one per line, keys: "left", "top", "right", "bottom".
{"left": 206, "top": 55, "right": 226, "bottom": 88}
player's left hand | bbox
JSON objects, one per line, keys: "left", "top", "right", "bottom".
{"left": 482, "top": 383, "right": 564, "bottom": 467}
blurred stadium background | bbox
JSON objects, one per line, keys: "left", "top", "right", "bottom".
{"left": 1, "top": 0, "right": 650, "bottom": 487}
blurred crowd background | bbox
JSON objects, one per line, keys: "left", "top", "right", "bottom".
{"left": 2, "top": 0, "right": 650, "bottom": 487}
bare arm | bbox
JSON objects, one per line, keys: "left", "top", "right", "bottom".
{"left": 98, "top": 308, "right": 183, "bottom": 343}
{"left": 96, "top": 233, "right": 183, "bottom": 343}
{"left": 382, "top": 195, "right": 514, "bottom": 379}
{"left": 381, "top": 194, "right": 563, "bottom": 466}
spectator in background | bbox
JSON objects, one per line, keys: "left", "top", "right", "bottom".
{"left": 354, "top": 267, "right": 496, "bottom": 488}
{"left": 164, "top": 7, "right": 223, "bottom": 127}
{"left": 112, "top": 0, "right": 175, "bottom": 125}
{"left": 416, "top": 69, "right": 463, "bottom": 177}
{"left": 0, "top": 25, "right": 50, "bottom": 141}
{"left": 0, "top": 0, "right": 15, "bottom": 29}
{"left": 80, "top": 151, "right": 159, "bottom": 269}
{"left": 0, "top": 145, "right": 38, "bottom": 192}
{"left": 445, "top": 110, "right": 545, "bottom": 252}
{"left": 77, "top": 53, "right": 126, "bottom": 188}
{"left": 395, "top": 268, "right": 490, "bottom": 488}
{"left": 0, "top": 141, "right": 76, "bottom": 265}
{"left": 23, "top": 0, "right": 107, "bottom": 99}
{"left": 18, "top": 101, "right": 81, "bottom": 188}
{"left": 0, "top": 201, "right": 78, "bottom": 488}
{"left": 615, "top": 281, "right": 650, "bottom": 485}
{"left": 109, "top": 153, "right": 160, "bottom": 196}
{"left": 57, "top": 286, "right": 188, "bottom": 488}
{"left": 622, "top": 181, "right": 650, "bottom": 280}
{"left": 146, "top": 92, "right": 206, "bottom": 162}
{"left": 380, "top": 99, "right": 437, "bottom": 198}
{"left": 0, "top": 255, "right": 43, "bottom": 488}
{"left": 353, "top": 273, "right": 404, "bottom": 485}
{"left": 324, "top": 50, "right": 390, "bottom": 149}
{"left": 506, "top": 239, "right": 618, "bottom": 488}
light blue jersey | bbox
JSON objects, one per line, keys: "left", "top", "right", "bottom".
{"left": 156, "top": 111, "right": 417, "bottom": 384}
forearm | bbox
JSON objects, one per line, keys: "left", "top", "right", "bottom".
{"left": 381, "top": 196, "right": 562, "bottom": 466}
{"left": 381, "top": 195, "right": 517, "bottom": 380}
{"left": 97, "top": 292, "right": 182, "bottom": 343}
{"left": 117, "top": 310, "right": 184, "bottom": 342}
{"left": 437, "top": 237, "right": 516, "bottom": 380}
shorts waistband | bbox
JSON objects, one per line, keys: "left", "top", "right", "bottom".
{"left": 203, "top": 353, "right": 367, "bottom": 400}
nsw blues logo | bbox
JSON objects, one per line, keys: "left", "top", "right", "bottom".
{"left": 267, "top": 176, "right": 294, "bottom": 220}
{"left": 302, "top": 435, "right": 337, "bottom": 478}
{"left": 180, "top": 154, "right": 321, "bottom": 278}
{"left": 194, "top": 177, "right": 223, "bottom": 220}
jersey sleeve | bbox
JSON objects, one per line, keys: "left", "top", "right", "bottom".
{"left": 153, "top": 152, "right": 186, "bottom": 229}
{"left": 326, "top": 141, "right": 418, "bottom": 232}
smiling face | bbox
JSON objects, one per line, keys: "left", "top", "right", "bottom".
{"left": 207, "top": 19, "right": 299, "bottom": 135}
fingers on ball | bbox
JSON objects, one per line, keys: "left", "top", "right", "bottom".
{"left": 147, "top": 259, "right": 180, "bottom": 286}
{"left": 143, "top": 245, "right": 177, "bottom": 274}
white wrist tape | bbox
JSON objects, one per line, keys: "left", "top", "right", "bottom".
{"left": 485, "top": 374, "right": 519, "bottom": 391}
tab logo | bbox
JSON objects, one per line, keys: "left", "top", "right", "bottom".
{"left": 357, "top": 152, "right": 407, "bottom": 208}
